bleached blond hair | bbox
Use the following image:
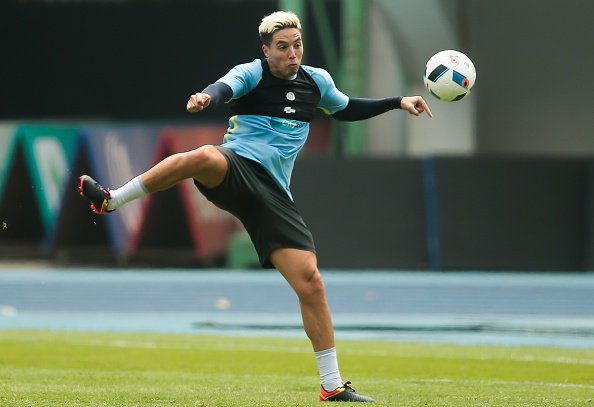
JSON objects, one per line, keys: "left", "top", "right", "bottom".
{"left": 258, "top": 11, "right": 302, "bottom": 46}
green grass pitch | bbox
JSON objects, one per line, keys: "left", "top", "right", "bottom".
{"left": 1, "top": 330, "right": 592, "bottom": 406}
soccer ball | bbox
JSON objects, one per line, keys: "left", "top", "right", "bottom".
{"left": 423, "top": 50, "right": 476, "bottom": 102}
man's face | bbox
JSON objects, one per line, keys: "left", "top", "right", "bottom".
{"left": 262, "top": 28, "right": 303, "bottom": 80}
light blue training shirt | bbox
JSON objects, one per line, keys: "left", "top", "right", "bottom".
{"left": 216, "top": 59, "right": 349, "bottom": 199}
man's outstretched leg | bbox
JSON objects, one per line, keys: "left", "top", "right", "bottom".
{"left": 79, "top": 145, "right": 227, "bottom": 214}
{"left": 270, "top": 248, "right": 374, "bottom": 402}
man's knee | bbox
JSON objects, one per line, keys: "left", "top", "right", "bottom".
{"left": 295, "top": 264, "right": 326, "bottom": 301}
{"left": 187, "top": 145, "right": 223, "bottom": 169}
{"left": 189, "top": 145, "right": 227, "bottom": 187}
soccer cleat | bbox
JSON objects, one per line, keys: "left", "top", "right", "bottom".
{"left": 320, "top": 381, "right": 375, "bottom": 402}
{"left": 78, "top": 175, "right": 114, "bottom": 215}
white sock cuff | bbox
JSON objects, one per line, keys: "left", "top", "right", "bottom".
{"left": 314, "top": 347, "right": 337, "bottom": 358}
{"left": 133, "top": 175, "right": 149, "bottom": 194}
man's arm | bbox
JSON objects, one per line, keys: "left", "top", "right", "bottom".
{"left": 332, "top": 97, "right": 402, "bottom": 121}
{"left": 187, "top": 82, "right": 233, "bottom": 113}
{"left": 332, "top": 95, "right": 432, "bottom": 121}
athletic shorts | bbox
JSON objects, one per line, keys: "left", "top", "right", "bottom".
{"left": 194, "top": 146, "right": 315, "bottom": 268}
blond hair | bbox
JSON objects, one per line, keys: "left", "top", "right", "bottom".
{"left": 258, "top": 11, "right": 302, "bottom": 46}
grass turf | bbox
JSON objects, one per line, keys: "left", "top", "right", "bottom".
{"left": 0, "top": 330, "right": 593, "bottom": 406}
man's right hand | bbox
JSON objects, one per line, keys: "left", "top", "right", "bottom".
{"left": 187, "top": 93, "right": 211, "bottom": 112}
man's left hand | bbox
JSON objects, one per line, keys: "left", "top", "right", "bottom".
{"left": 401, "top": 96, "right": 433, "bottom": 118}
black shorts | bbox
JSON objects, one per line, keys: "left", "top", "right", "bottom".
{"left": 194, "top": 146, "right": 315, "bottom": 268}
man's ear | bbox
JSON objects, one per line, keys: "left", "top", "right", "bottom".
{"left": 262, "top": 44, "right": 269, "bottom": 57}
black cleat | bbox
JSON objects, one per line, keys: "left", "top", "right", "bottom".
{"left": 78, "top": 175, "right": 114, "bottom": 215}
{"left": 320, "top": 381, "right": 375, "bottom": 402}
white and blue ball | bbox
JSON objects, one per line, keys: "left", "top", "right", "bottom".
{"left": 423, "top": 50, "right": 476, "bottom": 102}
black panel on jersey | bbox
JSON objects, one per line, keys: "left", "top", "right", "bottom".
{"left": 230, "top": 59, "right": 322, "bottom": 122}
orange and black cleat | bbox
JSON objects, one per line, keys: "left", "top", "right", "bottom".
{"left": 320, "top": 381, "right": 375, "bottom": 402}
{"left": 78, "top": 175, "right": 114, "bottom": 215}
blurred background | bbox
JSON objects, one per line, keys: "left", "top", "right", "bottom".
{"left": 1, "top": 0, "right": 593, "bottom": 271}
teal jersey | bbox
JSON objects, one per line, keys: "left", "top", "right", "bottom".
{"left": 216, "top": 59, "right": 348, "bottom": 199}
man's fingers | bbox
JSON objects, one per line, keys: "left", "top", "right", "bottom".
{"left": 408, "top": 96, "right": 433, "bottom": 118}
{"left": 186, "top": 97, "right": 197, "bottom": 112}
{"left": 418, "top": 98, "right": 433, "bottom": 118}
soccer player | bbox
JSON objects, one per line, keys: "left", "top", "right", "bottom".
{"left": 79, "top": 11, "right": 432, "bottom": 402}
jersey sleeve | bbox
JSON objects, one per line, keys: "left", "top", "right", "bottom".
{"left": 303, "top": 66, "right": 349, "bottom": 115}
{"left": 217, "top": 59, "right": 263, "bottom": 99}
